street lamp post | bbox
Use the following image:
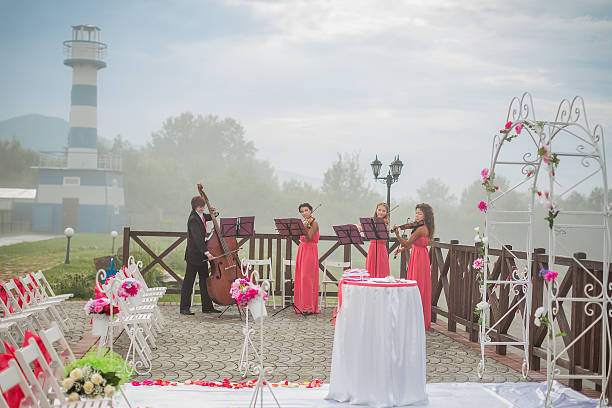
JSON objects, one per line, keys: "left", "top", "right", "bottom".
{"left": 110, "top": 230, "right": 118, "bottom": 255}
{"left": 370, "top": 155, "right": 404, "bottom": 225}
{"left": 64, "top": 227, "right": 75, "bottom": 264}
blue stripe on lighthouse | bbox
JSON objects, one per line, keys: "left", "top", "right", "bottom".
{"left": 69, "top": 127, "right": 97, "bottom": 148}
{"left": 70, "top": 84, "right": 97, "bottom": 107}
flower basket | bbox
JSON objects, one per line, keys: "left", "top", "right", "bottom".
{"left": 63, "top": 348, "right": 132, "bottom": 401}
{"left": 229, "top": 278, "right": 269, "bottom": 311}
{"left": 91, "top": 314, "right": 109, "bottom": 337}
{"left": 248, "top": 293, "right": 267, "bottom": 322}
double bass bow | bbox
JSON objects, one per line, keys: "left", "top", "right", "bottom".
{"left": 197, "top": 184, "right": 243, "bottom": 306}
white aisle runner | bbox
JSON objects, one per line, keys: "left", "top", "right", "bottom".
{"left": 116, "top": 381, "right": 600, "bottom": 408}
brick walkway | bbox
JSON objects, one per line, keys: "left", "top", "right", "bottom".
{"left": 66, "top": 302, "right": 528, "bottom": 384}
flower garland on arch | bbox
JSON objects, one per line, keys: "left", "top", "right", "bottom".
{"left": 534, "top": 269, "right": 566, "bottom": 340}
{"left": 472, "top": 227, "right": 490, "bottom": 325}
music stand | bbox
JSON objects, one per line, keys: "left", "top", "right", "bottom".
{"left": 272, "top": 218, "right": 307, "bottom": 317}
{"left": 217, "top": 216, "right": 255, "bottom": 319}
{"left": 360, "top": 217, "right": 389, "bottom": 278}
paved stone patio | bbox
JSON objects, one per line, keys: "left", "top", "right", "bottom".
{"left": 64, "top": 302, "right": 527, "bottom": 384}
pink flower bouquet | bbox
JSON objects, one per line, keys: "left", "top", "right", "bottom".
{"left": 230, "top": 278, "right": 268, "bottom": 308}
{"left": 117, "top": 278, "right": 142, "bottom": 299}
{"left": 84, "top": 296, "right": 116, "bottom": 316}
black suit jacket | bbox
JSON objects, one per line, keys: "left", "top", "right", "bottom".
{"left": 184, "top": 210, "right": 213, "bottom": 265}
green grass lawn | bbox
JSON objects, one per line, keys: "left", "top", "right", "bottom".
{"left": 0, "top": 234, "right": 182, "bottom": 301}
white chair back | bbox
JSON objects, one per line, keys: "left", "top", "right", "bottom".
{"left": 243, "top": 258, "right": 275, "bottom": 308}
{"left": 32, "top": 271, "right": 56, "bottom": 298}
{"left": 13, "top": 339, "right": 54, "bottom": 408}
{"left": 39, "top": 323, "right": 75, "bottom": 379}
{"left": 0, "top": 359, "right": 39, "bottom": 408}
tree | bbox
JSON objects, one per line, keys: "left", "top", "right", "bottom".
{"left": 416, "top": 178, "right": 456, "bottom": 209}
{"left": 322, "top": 153, "right": 374, "bottom": 199}
{"left": 0, "top": 138, "right": 38, "bottom": 188}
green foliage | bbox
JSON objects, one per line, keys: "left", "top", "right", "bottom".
{"left": 64, "top": 348, "right": 132, "bottom": 386}
{"left": 545, "top": 209, "right": 560, "bottom": 229}
{"left": 0, "top": 138, "right": 38, "bottom": 187}
{"left": 54, "top": 270, "right": 95, "bottom": 299}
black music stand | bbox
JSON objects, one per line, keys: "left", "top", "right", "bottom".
{"left": 272, "top": 218, "right": 308, "bottom": 317}
{"left": 360, "top": 217, "right": 389, "bottom": 277}
{"left": 217, "top": 216, "right": 255, "bottom": 319}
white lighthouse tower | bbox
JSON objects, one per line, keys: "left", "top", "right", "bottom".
{"left": 31, "top": 25, "right": 126, "bottom": 233}
{"left": 64, "top": 25, "right": 106, "bottom": 168}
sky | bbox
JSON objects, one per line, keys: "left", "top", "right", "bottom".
{"left": 1, "top": 0, "right": 612, "bottom": 200}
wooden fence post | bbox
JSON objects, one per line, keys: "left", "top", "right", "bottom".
{"left": 448, "top": 239, "right": 459, "bottom": 332}
{"left": 122, "top": 226, "right": 130, "bottom": 267}
{"left": 430, "top": 238, "right": 439, "bottom": 323}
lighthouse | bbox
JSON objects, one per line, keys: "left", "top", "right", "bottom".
{"left": 31, "top": 25, "right": 126, "bottom": 234}
{"left": 64, "top": 25, "right": 106, "bottom": 168}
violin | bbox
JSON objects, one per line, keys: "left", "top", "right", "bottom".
{"left": 303, "top": 203, "right": 322, "bottom": 229}
{"left": 390, "top": 219, "right": 425, "bottom": 233}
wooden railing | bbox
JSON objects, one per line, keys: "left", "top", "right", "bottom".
{"left": 121, "top": 227, "right": 610, "bottom": 398}
{"left": 121, "top": 227, "right": 409, "bottom": 296}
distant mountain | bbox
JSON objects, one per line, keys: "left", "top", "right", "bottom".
{"left": 0, "top": 114, "right": 68, "bottom": 151}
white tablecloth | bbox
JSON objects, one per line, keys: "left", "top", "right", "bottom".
{"left": 326, "top": 281, "right": 427, "bottom": 407}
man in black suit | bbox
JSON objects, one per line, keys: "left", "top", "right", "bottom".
{"left": 180, "top": 196, "right": 221, "bottom": 315}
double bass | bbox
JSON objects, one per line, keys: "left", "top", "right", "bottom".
{"left": 197, "top": 184, "right": 243, "bottom": 305}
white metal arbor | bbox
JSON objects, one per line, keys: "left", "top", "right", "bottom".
{"left": 478, "top": 92, "right": 541, "bottom": 379}
{"left": 540, "top": 96, "right": 611, "bottom": 407}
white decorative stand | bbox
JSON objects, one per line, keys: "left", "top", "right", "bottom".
{"left": 238, "top": 271, "right": 281, "bottom": 407}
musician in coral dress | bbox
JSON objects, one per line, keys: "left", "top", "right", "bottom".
{"left": 358, "top": 203, "right": 390, "bottom": 278}
{"left": 394, "top": 203, "right": 435, "bottom": 330}
{"left": 294, "top": 203, "right": 320, "bottom": 316}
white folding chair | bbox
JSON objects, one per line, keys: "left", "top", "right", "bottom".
{"left": 0, "top": 359, "right": 40, "bottom": 408}
{"left": 0, "top": 281, "right": 53, "bottom": 331}
{"left": 15, "top": 338, "right": 113, "bottom": 407}
{"left": 19, "top": 275, "right": 72, "bottom": 330}
{"left": 126, "top": 257, "right": 166, "bottom": 296}
{"left": 320, "top": 260, "right": 351, "bottom": 308}
{"left": 281, "top": 259, "right": 296, "bottom": 306}
{"left": 30, "top": 272, "right": 73, "bottom": 302}
{"left": 243, "top": 258, "right": 276, "bottom": 309}
{"left": 39, "top": 322, "right": 76, "bottom": 380}
{"left": 98, "top": 277, "right": 155, "bottom": 373}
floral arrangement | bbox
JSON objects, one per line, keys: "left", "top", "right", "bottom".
{"left": 473, "top": 227, "right": 490, "bottom": 325}
{"left": 534, "top": 190, "right": 559, "bottom": 229}
{"left": 499, "top": 120, "right": 524, "bottom": 142}
{"left": 477, "top": 200, "right": 487, "bottom": 212}
{"left": 230, "top": 278, "right": 268, "bottom": 308}
{"left": 117, "top": 278, "right": 141, "bottom": 299}
{"left": 62, "top": 349, "right": 131, "bottom": 401}
{"left": 480, "top": 168, "right": 498, "bottom": 193}
{"left": 538, "top": 144, "right": 560, "bottom": 172}
{"left": 131, "top": 378, "right": 322, "bottom": 389}
{"left": 534, "top": 269, "right": 566, "bottom": 340}
{"left": 84, "top": 296, "right": 115, "bottom": 316}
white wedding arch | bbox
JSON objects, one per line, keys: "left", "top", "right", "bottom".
{"left": 478, "top": 92, "right": 611, "bottom": 406}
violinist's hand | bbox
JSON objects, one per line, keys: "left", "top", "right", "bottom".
{"left": 209, "top": 206, "right": 217, "bottom": 214}
{"left": 205, "top": 252, "right": 214, "bottom": 261}
{"left": 355, "top": 224, "right": 362, "bottom": 232}
{"left": 394, "top": 248, "right": 401, "bottom": 256}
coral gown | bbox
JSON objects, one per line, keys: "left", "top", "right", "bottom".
{"left": 294, "top": 230, "right": 320, "bottom": 314}
{"left": 407, "top": 236, "right": 431, "bottom": 330}
{"left": 365, "top": 240, "right": 390, "bottom": 278}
